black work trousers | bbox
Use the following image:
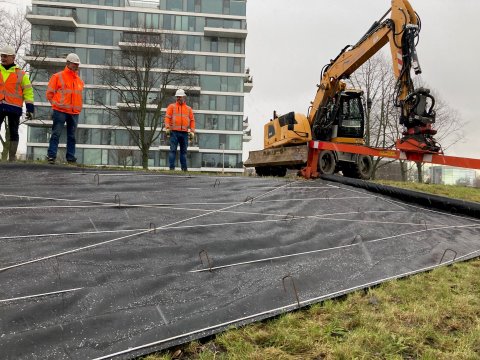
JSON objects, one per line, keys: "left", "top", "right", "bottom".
{"left": 0, "top": 110, "right": 20, "bottom": 142}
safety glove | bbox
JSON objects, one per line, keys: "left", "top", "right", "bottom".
{"left": 188, "top": 132, "right": 194, "bottom": 141}
{"left": 26, "top": 112, "right": 34, "bottom": 120}
{"left": 165, "top": 129, "right": 171, "bottom": 137}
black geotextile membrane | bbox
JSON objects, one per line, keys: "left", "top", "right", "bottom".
{"left": 0, "top": 163, "right": 479, "bottom": 359}
{"left": 321, "top": 174, "right": 480, "bottom": 219}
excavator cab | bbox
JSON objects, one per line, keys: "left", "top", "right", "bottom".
{"left": 335, "top": 91, "right": 365, "bottom": 141}
{"left": 313, "top": 89, "right": 365, "bottom": 144}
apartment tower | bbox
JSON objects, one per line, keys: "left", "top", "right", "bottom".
{"left": 25, "top": 0, "right": 251, "bottom": 171}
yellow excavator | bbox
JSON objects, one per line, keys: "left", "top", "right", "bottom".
{"left": 245, "top": 0, "right": 438, "bottom": 179}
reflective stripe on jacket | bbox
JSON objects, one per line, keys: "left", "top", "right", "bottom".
{"left": 0, "top": 65, "right": 34, "bottom": 115}
{"left": 165, "top": 101, "right": 195, "bottom": 132}
{"left": 46, "top": 66, "right": 84, "bottom": 115}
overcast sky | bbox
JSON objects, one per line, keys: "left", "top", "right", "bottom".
{"left": 244, "top": 0, "right": 480, "bottom": 161}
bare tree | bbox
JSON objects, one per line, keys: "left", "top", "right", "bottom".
{"left": 0, "top": 7, "right": 32, "bottom": 160}
{"left": 0, "top": 7, "right": 31, "bottom": 69}
{"left": 111, "top": 147, "right": 137, "bottom": 168}
{"left": 349, "top": 55, "right": 399, "bottom": 179}
{"left": 349, "top": 53, "right": 465, "bottom": 182}
{"left": 98, "top": 27, "right": 196, "bottom": 169}
{"left": 412, "top": 80, "right": 466, "bottom": 182}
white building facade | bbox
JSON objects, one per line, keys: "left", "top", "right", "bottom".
{"left": 429, "top": 166, "right": 477, "bottom": 187}
{"left": 25, "top": 0, "right": 251, "bottom": 171}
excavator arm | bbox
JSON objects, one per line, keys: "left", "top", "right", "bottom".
{"left": 309, "top": 0, "right": 437, "bottom": 152}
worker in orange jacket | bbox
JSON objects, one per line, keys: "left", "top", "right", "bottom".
{"left": 0, "top": 45, "right": 35, "bottom": 161}
{"left": 46, "top": 53, "right": 84, "bottom": 164}
{"left": 165, "top": 89, "right": 195, "bottom": 171}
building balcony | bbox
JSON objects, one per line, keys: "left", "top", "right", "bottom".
{"left": 243, "top": 129, "right": 252, "bottom": 142}
{"left": 26, "top": 7, "right": 78, "bottom": 28}
{"left": 244, "top": 80, "right": 253, "bottom": 93}
{"left": 173, "top": 86, "right": 201, "bottom": 94}
{"left": 244, "top": 68, "right": 253, "bottom": 93}
{"left": 117, "top": 102, "right": 159, "bottom": 110}
{"left": 118, "top": 42, "right": 162, "bottom": 52}
{"left": 203, "top": 27, "right": 248, "bottom": 39}
{"left": 243, "top": 117, "right": 249, "bottom": 130}
{"left": 116, "top": 87, "right": 201, "bottom": 110}
{"left": 24, "top": 120, "right": 51, "bottom": 126}
{"left": 24, "top": 55, "right": 66, "bottom": 67}
{"left": 119, "top": 31, "right": 166, "bottom": 51}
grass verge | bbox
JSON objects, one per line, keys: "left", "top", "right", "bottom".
{"left": 374, "top": 180, "right": 480, "bottom": 203}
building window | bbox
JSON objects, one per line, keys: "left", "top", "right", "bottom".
{"left": 206, "top": 18, "right": 222, "bottom": 28}
{"left": 234, "top": 39, "right": 242, "bottom": 53}
{"left": 223, "top": 0, "right": 230, "bottom": 14}
{"left": 230, "top": 0, "right": 246, "bottom": 16}
{"left": 33, "top": 85, "right": 48, "bottom": 103}
{"left": 145, "top": 13, "right": 159, "bottom": 28}
{"left": 136, "top": 12, "right": 145, "bottom": 27}
{"left": 28, "top": 146, "right": 48, "bottom": 161}
{"left": 84, "top": 149, "right": 102, "bottom": 165}
{"left": 87, "top": 29, "right": 113, "bottom": 46}
{"left": 101, "top": 130, "right": 113, "bottom": 145}
{"left": 200, "top": 153, "right": 241, "bottom": 168}
{"left": 188, "top": 16, "right": 196, "bottom": 31}
{"left": 206, "top": 56, "right": 220, "bottom": 71}
{"left": 124, "top": 12, "right": 134, "bottom": 27}
{"left": 206, "top": 116, "right": 218, "bottom": 130}
{"left": 200, "top": 75, "right": 242, "bottom": 92}
{"left": 113, "top": 11, "right": 123, "bottom": 26}
{"left": 88, "top": 9, "right": 113, "bottom": 25}
{"left": 28, "top": 126, "right": 49, "bottom": 143}
{"left": 210, "top": 37, "right": 218, "bottom": 52}
{"left": 202, "top": 2, "right": 222, "bottom": 14}
{"left": 163, "top": 14, "right": 173, "bottom": 30}
{"left": 209, "top": 96, "right": 217, "bottom": 110}
{"left": 228, "top": 115, "right": 241, "bottom": 130}
{"left": 166, "top": 0, "right": 182, "bottom": 11}
{"left": 116, "top": 130, "right": 132, "bottom": 146}
{"left": 187, "top": 36, "right": 200, "bottom": 51}
{"left": 227, "top": 134, "right": 242, "bottom": 150}
{"left": 87, "top": 48, "right": 105, "bottom": 65}
{"left": 50, "top": 28, "right": 75, "bottom": 43}
{"left": 174, "top": 15, "right": 189, "bottom": 31}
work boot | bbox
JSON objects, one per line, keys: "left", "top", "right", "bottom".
{"left": 67, "top": 157, "right": 77, "bottom": 165}
{"left": 8, "top": 141, "right": 18, "bottom": 162}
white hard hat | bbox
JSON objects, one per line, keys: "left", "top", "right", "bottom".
{"left": 175, "top": 89, "right": 186, "bottom": 97}
{"left": 66, "top": 53, "right": 81, "bottom": 64}
{"left": 0, "top": 45, "right": 16, "bottom": 56}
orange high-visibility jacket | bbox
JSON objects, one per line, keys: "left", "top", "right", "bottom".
{"left": 165, "top": 101, "right": 195, "bottom": 132}
{"left": 46, "top": 66, "right": 84, "bottom": 115}
{"left": 0, "top": 65, "right": 34, "bottom": 115}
